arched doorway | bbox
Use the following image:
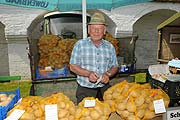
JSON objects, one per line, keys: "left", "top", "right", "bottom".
{"left": 133, "top": 9, "right": 177, "bottom": 69}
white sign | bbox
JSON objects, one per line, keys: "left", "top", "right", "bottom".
{"left": 45, "top": 104, "right": 58, "bottom": 120}
{"left": 163, "top": 107, "right": 180, "bottom": 120}
{"left": 5, "top": 109, "right": 25, "bottom": 120}
{"left": 153, "top": 99, "right": 166, "bottom": 114}
{"left": 84, "top": 100, "right": 96, "bottom": 107}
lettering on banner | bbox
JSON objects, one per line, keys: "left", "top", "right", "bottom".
{"left": 5, "top": 0, "right": 49, "bottom": 8}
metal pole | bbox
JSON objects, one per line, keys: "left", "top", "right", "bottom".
{"left": 82, "top": 0, "right": 87, "bottom": 39}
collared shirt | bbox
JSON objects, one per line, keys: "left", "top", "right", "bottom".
{"left": 70, "top": 37, "right": 118, "bottom": 88}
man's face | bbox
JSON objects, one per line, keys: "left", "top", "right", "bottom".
{"left": 88, "top": 24, "right": 106, "bottom": 41}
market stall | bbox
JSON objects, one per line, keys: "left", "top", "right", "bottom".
{"left": 4, "top": 80, "right": 169, "bottom": 120}
{"left": 157, "top": 12, "right": 180, "bottom": 63}
{"left": 147, "top": 64, "right": 180, "bottom": 107}
{"left": 146, "top": 12, "right": 180, "bottom": 107}
{"left": 2, "top": 10, "right": 174, "bottom": 120}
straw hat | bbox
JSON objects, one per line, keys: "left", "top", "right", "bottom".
{"left": 88, "top": 12, "right": 107, "bottom": 26}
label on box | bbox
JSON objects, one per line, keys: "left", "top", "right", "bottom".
{"left": 163, "top": 107, "right": 180, "bottom": 120}
{"left": 5, "top": 109, "right": 25, "bottom": 120}
{"left": 153, "top": 99, "right": 166, "bottom": 114}
{"left": 45, "top": 66, "right": 53, "bottom": 71}
{"left": 84, "top": 100, "right": 96, "bottom": 107}
{"left": 120, "top": 65, "right": 127, "bottom": 72}
{"left": 45, "top": 104, "right": 58, "bottom": 120}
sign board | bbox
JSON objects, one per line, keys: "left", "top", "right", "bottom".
{"left": 0, "top": 0, "right": 58, "bottom": 11}
{"left": 163, "top": 107, "right": 180, "bottom": 120}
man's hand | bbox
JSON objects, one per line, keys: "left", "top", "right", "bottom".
{"left": 101, "top": 73, "right": 110, "bottom": 84}
{"left": 88, "top": 72, "right": 99, "bottom": 83}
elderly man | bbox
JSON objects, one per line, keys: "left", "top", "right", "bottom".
{"left": 70, "top": 12, "right": 118, "bottom": 104}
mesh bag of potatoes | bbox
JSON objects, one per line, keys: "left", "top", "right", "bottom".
{"left": 104, "top": 32, "right": 119, "bottom": 56}
{"left": 38, "top": 34, "right": 78, "bottom": 69}
{"left": 6, "top": 93, "right": 75, "bottom": 120}
{"left": 40, "top": 92, "right": 75, "bottom": 120}
{"left": 104, "top": 80, "right": 170, "bottom": 120}
{"left": 6, "top": 96, "right": 44, "bottom": 120}
{"left": 75, "top": 97, "right": 111, "bottom": 120}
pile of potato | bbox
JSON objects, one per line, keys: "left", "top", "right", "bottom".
{"left": 0, "top": 93, "right": 15, "bottom": 106}
{"left": 75, "top": 97, "right": 111, "bottom": 120}
{"left": 6, "top": 92, "right": 75, "bottom": 120}
{"left": 103, "top": 81, "right": 170, "bottom": 120}
{"left": 104, "top": 32, "right": 119, "bottom": 55}
{"left": 7, "top": 96, "right": 44, "bottom": 120}
{"left": 41, "top": 92, "right": 75, "bottom": 120}
{"left": 38, "top": 34, "right": 77, "bottom": 69}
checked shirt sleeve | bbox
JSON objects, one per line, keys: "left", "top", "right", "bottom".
{"left": 70, "top": 42, "right": 81, "bottom": 66}
{"left": 110, "top": 44, "right": 118, "bottom": 67}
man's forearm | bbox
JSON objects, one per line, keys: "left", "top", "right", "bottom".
{"left": 70, "top": 64, "right": 91, "bottom": 77}
{"left": 106, "top": 66, "right": 118, "bottom": 77}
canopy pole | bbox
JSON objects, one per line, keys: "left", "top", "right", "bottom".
{"left": 82, "top": 0, "right": 87, "bottom": 39}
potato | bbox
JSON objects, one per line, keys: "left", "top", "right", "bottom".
{"left": 127, "top": 114, "right": 139, "bottom": 120}
{"left": 90, "top": 109, "right": 100, "bottom": 119}
{"left": 116, "top": 102, "right": 126, "bottom": 111}
{"left": 136, "top": 109, "right": 145, "bottom": 118}
{"left": 58, "top": 101, "right": 66, "bottom": 109}
{"left": 134, "top": 96, "right": 145, "bottom": 107}
{"left": 126, "top": 102, "right": 136, "bottom": 112}
{"left": 58, "top": 109, "right": 68, "bottom": 118}
{"left": 118, "top": 110, "right": 130, "bottom": 118}
{"left": 143, "top": 110, "right": 156, "bottom": 119}
{"left": 94, "top": 105, "right": 103, "bottom": 115}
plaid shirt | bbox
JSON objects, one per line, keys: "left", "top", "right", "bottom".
{"left": 70, "top": 37, "right": 118, "bottom": 88}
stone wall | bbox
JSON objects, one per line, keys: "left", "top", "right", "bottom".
{"left": 8, "top": 39, "right": 31, "bottom": 80}
{"left": 133, "top": 9, "right": 178, "bottom": 69}
{"left": 0, "top": 4, "right": 45, "bottom": 80}
{"left": 0, "top": 22, "right": 9, "bottom": 76}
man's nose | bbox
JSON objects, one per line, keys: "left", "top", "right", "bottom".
{"left": 94, "top": 28, "right": 100, "bottom": 32}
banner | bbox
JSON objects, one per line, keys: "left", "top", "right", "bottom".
{"left": 0, "top": 0, "right": 58, "bottom": 11}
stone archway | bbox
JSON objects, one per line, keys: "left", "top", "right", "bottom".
{"left": 133, "top": 9, "right": 177, "bottom": 69}
{"left": 27, "top": 11, "right": 48, "bottom": 80}
{"left": 0, "top": 22, "right": 9, "bottom": 75}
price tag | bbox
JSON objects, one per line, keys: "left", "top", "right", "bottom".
{"left": 95, "top": 75, "right": 102, "bottom": 85}
{"left": 153, "top": 99, "right": 166, "bottom": 114}
{"left": 84, "top": 100, "right": 96, "bottom": 107}
{"left": 45, "top": 104, "right": 58, "bottom": 120}
{"left": 4, "top": 109, "right": 25, "bottom": 120}
{"left": 45, "top": 66, "right": 53, "bottom": 71}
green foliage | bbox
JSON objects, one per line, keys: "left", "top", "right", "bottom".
{"left": 0, "top": 80, "right": 32, "bottom": 98}
{"left": 131, "top": 73, "right": 146, "bottom": 83}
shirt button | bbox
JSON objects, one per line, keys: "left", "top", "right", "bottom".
{"left": 97, "top": 67, "right": 99, "bottom": 69}
{"left": 97, "top": 53, "right": 99, "bottom": 55}
{"left": 97, "top": 60, "right": 99, "bottom": 62}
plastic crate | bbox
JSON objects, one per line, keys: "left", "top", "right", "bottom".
{"left": 146, "top": 64, "right": 180, "bottom": 107}
{"left": 0, "top": 88, "right": 20, "bottom": 120}
{"left": 36, "top": 65, "right": 68, "bottom": 79}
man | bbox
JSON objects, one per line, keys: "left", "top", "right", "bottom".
{"left": 70, "top": 12, "right": 118, "bottom": 104}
